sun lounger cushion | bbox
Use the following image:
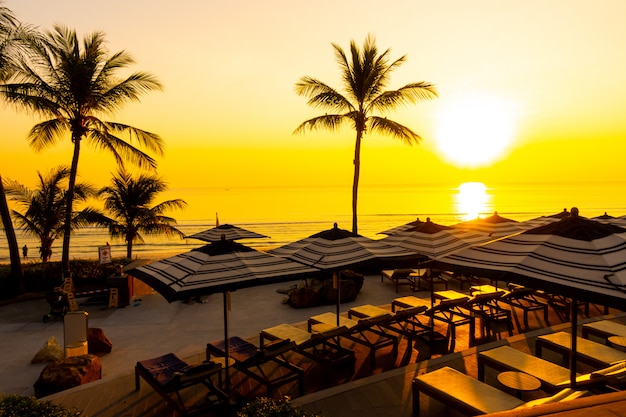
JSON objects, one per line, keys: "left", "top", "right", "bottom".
{"left": 478, "top": 345, "right": 577, "bottom": 391}
{"left": 582, "top": 320, "right": 626, "bottom": 342}
{"left": 413, "top": 366, "right": 525, "bottom": 415}
{"left": 536, "top": 331, "right": 626, "bottom": 368}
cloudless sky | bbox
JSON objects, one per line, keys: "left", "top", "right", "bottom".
{"left": 2, "top": 0, "right": 626, "bottom": 199}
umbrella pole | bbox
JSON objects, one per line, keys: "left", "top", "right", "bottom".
{"left": 570, "top": 297, "right": 578, "bottom": 388}
{"left": 223, "top": 291, "right": 231, "bottom": 396}
{"left": 334, "top": 273, "right": 340, "bottom": 327}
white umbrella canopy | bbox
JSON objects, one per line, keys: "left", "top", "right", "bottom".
{"left": 268, "top": 223, "right": 421, "bottom": 270}
{"left": 186, "top": 223, "right": 268, "bottom": 242}
{"left": 381, "top": 218, "right": 492, "bottom": 259}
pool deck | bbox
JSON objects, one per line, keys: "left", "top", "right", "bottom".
{"left": 3, "top": 274, "right": 626, "bottom": 417}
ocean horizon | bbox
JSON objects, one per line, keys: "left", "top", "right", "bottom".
{"left": 2, "top": 180, "right": 626, "bottom": 264}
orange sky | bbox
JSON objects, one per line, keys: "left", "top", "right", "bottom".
{"left": 2, "top": 0, "right": 626, "bottom": 199}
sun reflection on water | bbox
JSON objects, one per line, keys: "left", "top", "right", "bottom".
{"left": 455, "top": 182, "right": 491, "bottom": 221}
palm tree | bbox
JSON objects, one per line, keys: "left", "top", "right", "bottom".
{"left": 96, "top": 170, "right": 187, "bottom": 259}
{"left": 0, "top": 25, "right": 163, "bottom": 275}
{"left": 294, "top": 35, "right": 438, "bottom": 234}
{"left": 0, "top": 2, "right": 33, "bottom": 293}
{"left": 4, "top": 166, "right": 96, "bottom": 262}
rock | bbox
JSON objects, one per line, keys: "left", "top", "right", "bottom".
{"left": 33, "top": 354, "right": 102, "bottom": 398}
{"left": 88, "top": 327, "right": 112, "bottom": 355}
{"left": 31, "top": 336, "right": 64, "bottom": 363}
{"left": 287, "top": 287, "right": 321, "bottom": 308}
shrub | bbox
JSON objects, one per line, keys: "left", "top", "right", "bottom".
{"left": 0, "top": 394, "right": 83, "bottom": 417}
{"left": 237, "top": 397, "right": 320, "bottom": 417}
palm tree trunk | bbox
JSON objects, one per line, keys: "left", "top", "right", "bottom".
{"left": 61, "top": 137, "right": 81, "bottom": 276}
{"left": 0, "top": 175, "right": 24, "bottom": 295}
{"left": 351, "top": 131, "right": 362, "bottom": 235}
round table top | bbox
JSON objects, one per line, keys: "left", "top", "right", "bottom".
{"left": 497, "top": 371, "right": 541, "bottom": 392}
{"left": 608, "top": 335, "right": 626, "bottom": 349}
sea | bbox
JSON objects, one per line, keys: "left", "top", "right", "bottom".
{"left": 3, "top": 180, "right": 626, "bottom": 264}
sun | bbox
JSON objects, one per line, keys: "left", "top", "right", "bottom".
{"left": 435, "top": 94, "right": 518, "bottom": 167}
{"left": 455, "top": 182, "right": 491, "bottom": 221}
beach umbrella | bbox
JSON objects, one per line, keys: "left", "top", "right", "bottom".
{"left": 128, "top": 237, "right": 319, "bottom": 393}
{"left": 451, "top": 211, "right": 525, "bottom": 238}
{"left": 378, "top": 217, "right": 423, "bottom": 235}
{"left": 436, "top": 207, "right": 626, "bottom": 387}
{"left": 381, "top": 218, "right": 492, "bottom": 259}
{"left": 186, "top": 223, "right": 268, "bottom": 242}
{"left": 268, "top": 222, "right": 421, "bottom": 270}
{"left": 270, "top": 223, "right": 421, "bottom": 326}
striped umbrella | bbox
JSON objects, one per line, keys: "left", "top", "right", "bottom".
{"left": 381, "top": 218, "right": 492, "bottom": 259}
{"left": 186, "top": 223, "right": 268, "bottom": 242}
{"left": 128, "top": 237, "right": 319, "bottom": 393}
{"left": 436, "top": 208, "right": 626, "bottom": 387}
{"left": 268, "top": 223, "right": 421, "bottom": 270}
{"left": 378, "top": 217, "right": 423, "bottom": 235}
{"left": 451, "top": 211, "right": 525, "bottom": 238}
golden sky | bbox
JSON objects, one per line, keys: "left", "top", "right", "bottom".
{"left": 2, "top": 0, "right": 626, "bottom": 195}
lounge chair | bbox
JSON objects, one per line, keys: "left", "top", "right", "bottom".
{"left": 408, "top": 269, "right": 449, "bottom": 292}
{"left": 205, "top": 336, "right": 304, "bottom": 398}
{"left": 412, "top": 365, "right": 589, "bottom": 416}
{"left": 478, "top": 345, "right": 579, "bottom": 392}
{"left": 135, "top": 352, "right": 228, "bottom": 416}
{"left": 582, "top": 320, "right": 626, "bottom": 344}
{"left": 381, "top": 269, "right": 415, "bottom": 293}
{"left": 308, "top": 311, "right": 399, "bottom": 369}
{"left": 535, "top": 331, "right": 626, "bottom": 369}
{"left": 430, "top": 296, "right": 474, "bottom": 352}
{"left": 259, "top": 323, "right": 356, "bottom": 385}
{"left": 498, "top": 285, "right": 550, "bottom": 331}
{"left": 465, "top": 290, "right": 514, "bottom": 341}
{"left": 347, "top": 303, "right": 430, "bottom": 345}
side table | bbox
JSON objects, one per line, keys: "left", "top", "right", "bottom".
{"left": 497, "top": 371, "right": 541, "bottom": 398}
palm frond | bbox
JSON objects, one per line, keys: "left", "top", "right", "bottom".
{"left": 369, "top": 116, "right": 421, "bottom": 145}
{"left": 293, "top": 114, "right": 348, "bottom": 135}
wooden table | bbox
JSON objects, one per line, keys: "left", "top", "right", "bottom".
{"left": 497, "top": 371, "right": 541, "bottom": 398}
{"left": 608, "top": 335, "right": 626, "bottom": 351}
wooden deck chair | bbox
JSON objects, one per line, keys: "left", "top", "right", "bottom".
{"left": 206, "top": 336, "right": 304, "bottom": 398}
{"left": 259, "top": 323, "right": 356, "bottom": 385}
{"left": 342, "top": 313, "right": 399, "bottom": 369}
{"left": 135, "top": 352, "right": 227, "bottom": 416}
{"left": 465, "top": 291, "right": 514, "bottom": 340}
{"left": 413, "top": 366, "right": 589, "bottom": 416}
{"left": 348, "top": 303, "right": 430, "bottom": 345}
{"left": 535, "top": 331, "right": 626, "bottom": 369}
{"left": 499, "top": 285, "right": 550, "bottom": 331}
{"left": 380, "top": 269, "right": 415, "bottom": 293}
{"left": 431, "top": 296, "right": 474, "bottom": 352}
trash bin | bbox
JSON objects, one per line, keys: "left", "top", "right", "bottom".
{"left": 64, "top": 311, "right": 88, "bottom": 358}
